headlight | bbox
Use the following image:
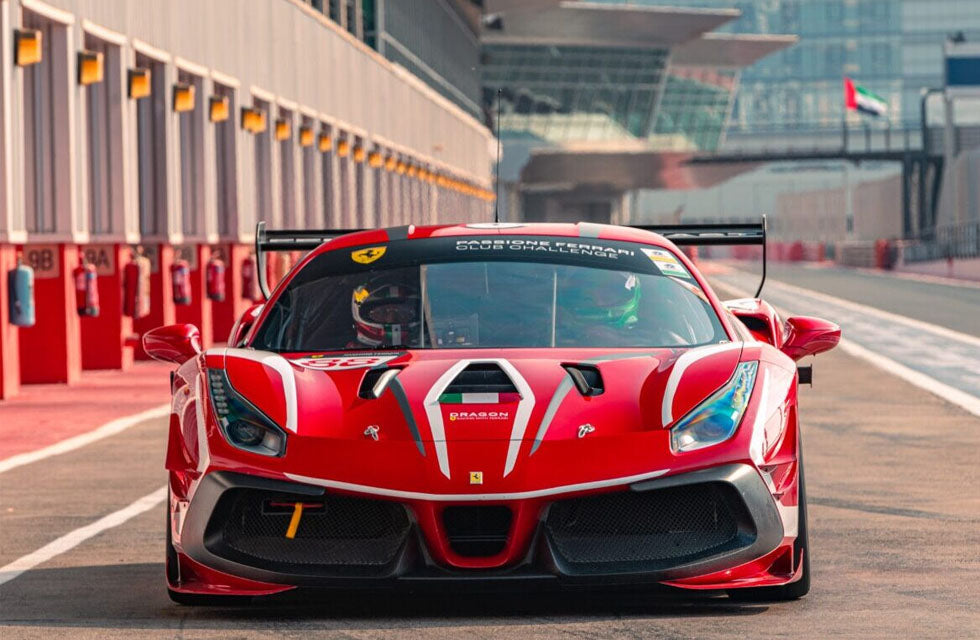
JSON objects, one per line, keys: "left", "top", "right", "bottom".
{"left": 207, "top": 368, "right": 287, "bottom": 457}
{"left": 670, "top": 361, "right": 758, "bottom": 453}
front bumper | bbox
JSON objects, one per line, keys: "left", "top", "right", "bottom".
{"left": 174, "top": 463, "right": 784, "bottom": 591}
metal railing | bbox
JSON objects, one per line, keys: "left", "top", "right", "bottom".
{"left": 719, "top": 124, "right": 980, "bottom": 158}
{"left": 903, "top": 221, "right": 980, "bottom": 262}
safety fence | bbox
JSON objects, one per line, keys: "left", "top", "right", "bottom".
{"left": 903, "top": 222, "right": 980, "bottom": 262}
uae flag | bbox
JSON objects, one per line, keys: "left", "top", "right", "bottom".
{"left": 844, "top": 78, "right": 888, "bottom": 117}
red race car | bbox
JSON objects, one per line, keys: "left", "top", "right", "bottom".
{"left": 144, "top": 220, "right": 840, "bottom": 604}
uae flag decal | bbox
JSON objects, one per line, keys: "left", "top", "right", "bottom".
{"left": 844, "top": 78, "right": 888, "bottom": 117}
{"left": 439, "top": 392, "right": 521, "bottom": 404}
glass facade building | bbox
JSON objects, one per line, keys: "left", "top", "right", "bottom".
{"left": 478, "top": 2, "right": 793, "bottom": 222}
{"left": 481, "top": 45, "right": 670, "bottom": 143}
{"left": 603, "top": 0, "right": 980, "bottom": 132}
{"left": 652, "top": 67, "right": 739, "bottom": 151}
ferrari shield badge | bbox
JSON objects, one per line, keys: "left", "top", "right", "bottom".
{"left": 469, "top": 471, "right": 484, "bottom": 485}
{"left": 351, "top": 246, "right": 387, "bottom": 264}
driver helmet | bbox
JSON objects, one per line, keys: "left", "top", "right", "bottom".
{"left": 560, "top": 270, "right": 641, "bottom": 329}
{"left": 351, "top": 280, "right": 420, "bottom": 347}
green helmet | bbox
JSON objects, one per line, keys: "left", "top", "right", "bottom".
{"left": 561, "top": 270, "right": 641, "bottom": 329}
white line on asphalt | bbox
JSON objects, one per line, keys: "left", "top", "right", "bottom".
{"left": 836, "top": 339, "right": 980, "bottom": 418}
{"left": 0, "top": 485, "right": 167, "bottom": 587}
{"left": 711, "top": 279, "right": 980, "bottom": 419}
{"left": 848, "top": 266, "right": 980, "bottom": 290}
{"left": 0, "top": 404, "right": 170, "bottom": 475}
{"left": 738, "top": 271, "right": 980, "bottom": 348}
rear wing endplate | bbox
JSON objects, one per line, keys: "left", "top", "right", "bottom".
{"left": 254, "top": 217, "right": 767, "bottom": 299}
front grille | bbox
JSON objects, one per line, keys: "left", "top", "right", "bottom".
{"left": 545, "top": 483, "right": 754, "bottom": 573}
{"left": 442, "top": 506, "right": 512, "bottom": 557}
{"left": 205, "top": 488, "right": 411, "bottom": 574}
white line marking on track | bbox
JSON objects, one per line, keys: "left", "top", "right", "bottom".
{"left": 0, "top": 404, "right": 170, "bottom": 475}
{"left": 0, "top": 485, "right": 167, "bottom": 587}
{"left": 848, "top": 266, "right": 980, "bottom": 290}
{"left": 733, "top": 270, "right": 980, "bottom": 347}
{"left": 711, "top": 279, "right": 980, "bottom": 419}
{"left": 836, "top": 339, "right": 980, "bottom": 418}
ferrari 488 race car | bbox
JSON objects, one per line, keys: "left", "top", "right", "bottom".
{"left": 144, "top": 221, "right": 840, "bottom": 604}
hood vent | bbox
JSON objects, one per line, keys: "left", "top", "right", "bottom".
{"left": 563, "top": 364, "right": 604, "bottom": 397}
{"left": 358, "top": 367, "right": 402, "bottom": 399}
{"left": 443, "top": 363, "right": 518, "bottom": 396}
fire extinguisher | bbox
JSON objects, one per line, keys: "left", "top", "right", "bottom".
{"left": 170, "top": 259, "right": 192, "bottom": 306}
{"left": 123, "top": 249, "right": 152, "bottom": 319}
{"left": 206, "top": 255, "right": 226, "bottom": 302}
{"left": 7, "top": 255, "right": 36, "bottom": 327}
{"left": 73, "top": 261, "right": 100, "bottom": 317}
{"left": 241, "top": 253, "right": 260, "bottom": 302}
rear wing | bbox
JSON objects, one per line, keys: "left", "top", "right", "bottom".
{"left": 254, "top": 217, "right": 767, "bottom": 299}
{"left": 632, "top": 218, "right": 767, "bottom": 296}
{"left": 254, "top": 221, "right": 361, "bottom": 298}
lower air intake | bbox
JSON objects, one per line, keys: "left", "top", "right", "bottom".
{"left": 205, "top": 488, "right": 410, "bottom": 574}
{"left": 545, "top": 482, "right": 754, "bottom": 574}
{"left": 442, "top": 506, "right": 513, "bottom": 557}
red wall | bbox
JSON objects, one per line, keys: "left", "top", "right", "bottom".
{"left": 174, "top": 245, "right": 214, "bottom": 348}
{"left": 19, "top": 244, "right": 82, "bottom": 384}
{"left": 212, "top": 244, "right": 254, "bottom": 345}
{"left": 133, "top": 244, "right": 176, "bottom": 360}
{"left": 78, "top": 244, "right": 134, "bottom": 370}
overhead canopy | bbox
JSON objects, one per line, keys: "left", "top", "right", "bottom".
{"left": 672, "top": 33, "right": 799, "bottom": 68}
{"left": 482, "top": 2, "right": 739, "bottom": 49}
{"left": 520, "top": 146, "right": 759, "bottom": 191}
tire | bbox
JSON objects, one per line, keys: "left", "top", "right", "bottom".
{"left": 729, "top": 445, "right": 810, "bottom": 601}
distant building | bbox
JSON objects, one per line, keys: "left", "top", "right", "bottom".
{"left": 479, "top": 1, "right": 794, "bottom": 221}
{"left": 601, "top": 0, "right": 980, "bottom": 132}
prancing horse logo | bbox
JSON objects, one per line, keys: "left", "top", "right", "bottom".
{"left": 351, "top": 246, "right": 387, "bottom": 264}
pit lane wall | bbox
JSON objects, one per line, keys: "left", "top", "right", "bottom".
{"left": 0, "top": 0, "right": 495, "bottom": 399}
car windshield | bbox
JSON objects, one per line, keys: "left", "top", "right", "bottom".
{"left": 253, "top": 240, "right": 726, "bottom": 351}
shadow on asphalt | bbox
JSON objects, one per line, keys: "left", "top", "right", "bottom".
{"left": 0, "top": 563, "right": 770, "bottom": 630}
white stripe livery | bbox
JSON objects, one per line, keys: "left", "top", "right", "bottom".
{"left": 423, "top": 358, "right": 536, "bottom": 479}
{"left": 222, "top": 348, "right": 299, "bottom": 433}
{"left": 285, "top": 468, "right": 670, "bottom": 502}
{"left": 661, "top": 343, "right": 743, "bottom": 427}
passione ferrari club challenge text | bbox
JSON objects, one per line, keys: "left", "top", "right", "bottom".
{"left": 454, "top": 238, "right": 635, "bottom": 260}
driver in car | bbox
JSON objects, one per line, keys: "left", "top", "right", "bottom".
{"left": 556, "top": 269, "right": 641, "bottom": 346}
{"left": 351, "top": 279, "right": 421, "bottom": 348}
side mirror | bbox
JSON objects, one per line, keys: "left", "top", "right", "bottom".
{"left": 229, "top": 303, "right": 264, "bottom": 347}
{"left": 781, "top": 316, "right": 841, "bottom": 361}
{"left": 142, "top": 324, "right": 202, "bottom": 365}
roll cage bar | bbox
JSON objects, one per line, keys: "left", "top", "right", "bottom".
{"left": 254, "top": 217, "right": 767, "bottom": 300}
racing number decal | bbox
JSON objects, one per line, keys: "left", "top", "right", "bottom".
{"left": 291, "top": 354, "right": 399, "bottom": 370}
{"left": 351, "top": 246, "right": 387, "bottom": 264}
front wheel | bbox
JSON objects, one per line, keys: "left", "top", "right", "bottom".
{"left": 729, "top": 451, "right": 810, "bottom": 601}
